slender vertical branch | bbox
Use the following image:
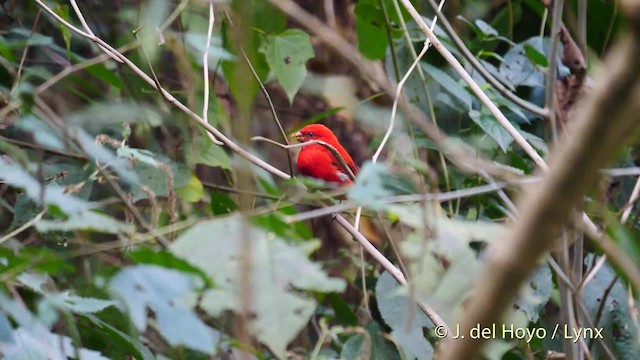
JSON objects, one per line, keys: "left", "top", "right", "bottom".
{"left": 545, "top": 0, "right": 565, "bottom": 142}
{"left": 202, "top": 0, "right": 224, "bottom": 145}
{"left": 224, "top": 11, "right": 295, "bottom": 177}
{"left": 577, "top": 0, "right": 588, "bottom": 54}
{"left": 333, "top": 214, "right": 449, "bottom": 331}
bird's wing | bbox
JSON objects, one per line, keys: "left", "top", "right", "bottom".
{"left": 349, "top": 163, "right": 359, "bottom": 176}
{"left": 330, "top": 158, "right": 355, "bottom": 183}
{"left": 299, "top": 146, "right": 351, "bottom": 184}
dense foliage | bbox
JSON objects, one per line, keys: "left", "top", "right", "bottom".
{"left": 0, "top": 0, "right": 638, "bottom": 359}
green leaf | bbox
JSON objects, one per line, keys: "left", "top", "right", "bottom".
{"left": 36, "top": 210, "right": 135, "bottom": 234}
{"left": 67, "top": 101, "right": 163, "bottom": 131}
{"left": 41, "top": 162, "right": 94, "bottom": 199}
{"left": 375, "top": 272, "right": 434, "bottom": 359}
{"left": 79, "top": 314, "right": 155, "bottom": 360}
{"left": 607, "top": 221, "right": 640, "bottom": 268}
{"left": 15, "top": 115, "right": 66, "bottom": 151}
{"left": 341, "top": 322, "right": 401, "bottom": 360}
{"left": 499, "top": 37, "right": 547, "bottom": 87}
{"left": 491, "top": 1, "right": 523, "bottom": 35}
{"left": 514, "top": 264, "right": 552, "bottom": 322}
{"left": 109, "top": 265, "right": 219, "bottom": 354}
{"left": 186, "top": 136, "right": 231, "bottom": 169}
{"left": 170, "top": 215, "right": 345, "bottom": 357}
{"left": 388, "top": 204, "right": 505, "bottom": 323}
{"left": 468, "top": 109, "right": 514, "bottom": 152}
{"left": 422, "top": 63, "right": 472, "bottom": 109}
{"left": 457, "top": 16, "right": 485, "bottom": 40}
{"left": 0, "top": 247, "right": 73, "bottom": 276}
{"left": 252, "top": 204, "right": 313, "bottom": 241}
{"left": 8, "top": 193, "right": 40, "bottom": 231}
{"left": 137, "top": 0, "right": 169, "bottom": 62}
{"left": 581, "top": 256, "right": 640, "bottom": 358}
{"left": 295, "top": 107, "right": 345, "bottom": 130}
{"left": 183, "top": 32, "right": 236, "bottom": 67}
{"left": 48, "top": 293, "right": 117, "bottom": 314}
{"left": 519, "top": 129, "right": 548, "bottom": 154}
{"left": 0, "top": 292, "right": 109, "bottom": 359}
{"left": 128, "top": 160, "right": 191, "bottom": 201}
{"left": 475, "top": 19, "right": 499, "bottom": 37}
{"left": 210, "top": 191, "right": 238, "bottom": 215}
{"left": 259, "top": 29, "right": 315, "bottom": 103}
{"left": 17, "top": 273, "right": 117, "bottom": 314}
{"left": 8, "top": 28, "right": 54, "bottom": 46}
{"left": 348, "top": 162, "right": 394, "bottom": 210}
{"left": 74, "top": 127, "right": 138, "bottom": 184}
{"left": 53, "top": 5, "right": 72, "bottom": 54}
{"left": 16, "top": 272, "right": 48, "bottom": 293}
{"left": 354, "top": 3, "right": 389, "bottom": 59}
{"left": 327, "top": 293, "right": 358, "bottom": 326}
{"left": 85, "top": 63, "right": 123, "bottom": 89}
{"left": 176, "top": 173, "right": 204, "bottom": 202}
{"left": 0, "top": 137, "right": 30, "bottom": 167}
{"left": 126, "top": 248, "right": 210, "bottom": 285}
{"left": 117, "top": 147, "right": 160, "bottom": 167}
{"left": 0, "top": 158, "right": 89, "bottom": 215}
{"left": 524, "top": 44, "right": 549, "bottom": 67}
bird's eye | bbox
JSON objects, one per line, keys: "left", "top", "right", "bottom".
{"left": 308, "top": 132, "right": 314, "bottom": 137}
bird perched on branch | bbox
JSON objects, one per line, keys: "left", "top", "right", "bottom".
{"left": 293, "top": 124, "right": 359, "bottom": 184}
{"left": 294, "top": 123, "right": 385, "bottom": 248}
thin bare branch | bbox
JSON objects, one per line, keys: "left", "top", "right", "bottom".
{"left": 36, "top": 45, "right": 134, "bottom": 94}
{"left": 621, "top": 177, "right": 640, "bottom": 223}
{"left": 0, "top": 135, "right": 86, "bottom": 160}
{"left": 545, "top": 0, "right": 565, "bottom": 142}
{"left": 224, "top": 10, "right": 295, "bottom": 176}
{"left": 11, "top": 9, "right": 42, "bottom": 93}
{"left": 333, "top": 214, "right": 449, "bottom": 331}
{"left": 35, "top": 0, "right": 290, "bottom": 180}
{"left": 0, "top": 210, "right": 46, "bottom": 245}
{"left": 371, "top": 0, "right": 444, "bottom": 163}
{"left": 284, "top": 177, "right": 540, "bottom": 223}
{"left": 202, "top": 0, "right": 224, "bottom": 145}
{"left": 578, "top": 255, "right": 607, "bottom": 291}
{"left": 251, "top": 136, "right": 356, "bottom": 181}
{"left": 69, "top": 0, "right": 123, "bottom": 63}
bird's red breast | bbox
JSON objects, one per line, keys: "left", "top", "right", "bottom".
{"left": 293, "top": 124, "right": 359, "bottom": 184}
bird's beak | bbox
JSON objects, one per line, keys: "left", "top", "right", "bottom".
{"left": 292, "top": 131, "right": 303, "bottom": 142}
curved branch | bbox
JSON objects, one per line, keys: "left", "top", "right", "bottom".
{"left": 284, "top": 177, "right": 540, "bottom": 223}
{"left": 202, "top": 0, "right": 224, "bottom": 145}
{"left": 372, "top": 0, "right": 445, "bottom": 163}
{"left": 251, "top": 136, "right": 356, "bottom": 181}
{"left": 333, "top": 214, "right": 449, "bottom": 331}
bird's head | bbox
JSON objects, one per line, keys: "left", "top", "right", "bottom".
{"left": 292, "top": 124, "right": 336, "bottom": 143}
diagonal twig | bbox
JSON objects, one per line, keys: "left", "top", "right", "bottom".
{"left": 35, "top": 0, "right": 289, "bottom": 179}
{"left": 251, "top": 136, "right": 356, "bottom": 181}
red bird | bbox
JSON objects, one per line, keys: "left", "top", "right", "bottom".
{"left": 293, "top": 124, "right": 359, "bottom": 184}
